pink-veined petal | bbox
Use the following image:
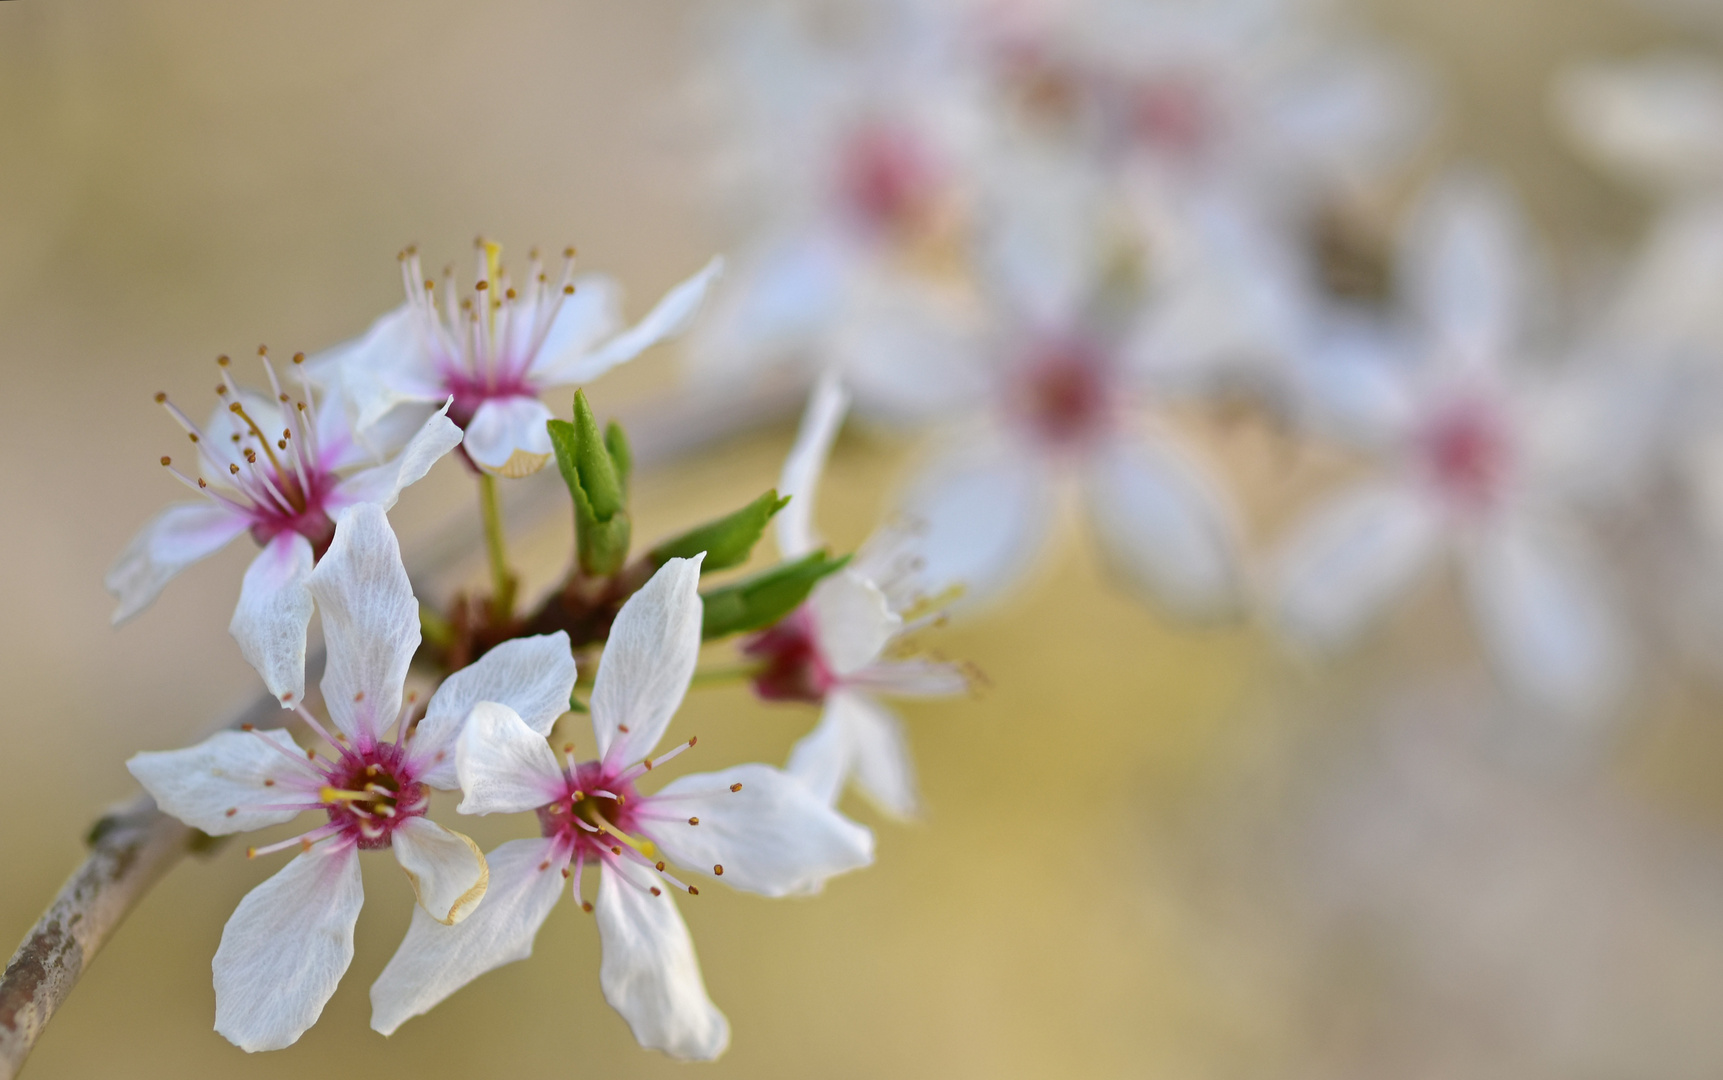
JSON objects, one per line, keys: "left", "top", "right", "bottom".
{"left": 230, "top": 533, "right": 315, "bottom": 707}
{"left": 105, "top": 501, "right": 249, "bottom": 624}
{"left": 1082, "top": 433, "right": 1246, "bottom": 620}
{"left": 462, "top": 396, "right": 555, "bottom": 478}
{"left": 370, "top": 837, "right": 568, "bottom": 1036}
{"left": 543, "top": 258, "right": 724, "bottom": 387}
{"left": 412, "top": 631, "right": 576, "bottom": 789}
{"left": 390, "top": 817, "right": 489, "bottom": 925}
{"left": 808, "top": 570, "right": 900, "bottom": 677}
{"left": 595, "top": 859, "right": 730, "bottom": 1061}
{"left": 127, "top": 728, "right": 310, "bottom": 835}
{"left": 307, "top": 505, "right": 419, "bottom": 745}
{"left": 645, "top": 763, "right": 874, "bottom": 897}
{"left": 327, "top": 399, "right": 462, "bottom": 513}
{"left": 454, "top": 702, "right": 567, "bottom": 816}
{"left": 776, "top": 370, "right": 850, "bottom": 559}
{"left": 212, "top": 843, "right": 363, "bottom": 1052}
{"left": 592, "top": 556, "right": 704, "bottom": 767}
{"left": 1270, "top": 481, "right": 1444, "bottom": 652}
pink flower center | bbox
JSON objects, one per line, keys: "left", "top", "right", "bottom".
{"left": 1014, "top": 338, "right": 1114, "bottom": 448}
{"left": 319, "top": 740, "right": 428, "bottom": 850}
{"left": 838, "top": 123, "right": 943, "bottom": 238}
{"left": 156, "top": 351, "right": 343, "bottom": 560}
{"left": 1128, "top": 75, "right": 1212, "bottom": 160}
{"left": 440, "top": 368, "right": 535, "bottom": 431}
{"left": 744, "top": 608, "right": 835, "bottom": 703}
{"left": 1419, "top": 397, "right": 1512, "bottom": 511}
{"left": 537, "top": 760, "right": 645, "bottom": 861}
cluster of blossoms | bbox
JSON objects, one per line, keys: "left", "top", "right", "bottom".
{"left": 110, "top": 237, "right": 968, "bottom": 1058}
{"left": 677, "top": 0, "right": 1723, "bottom": 735}
{"left": 78, "top": 0, "right": 1723, "bottom": 1068}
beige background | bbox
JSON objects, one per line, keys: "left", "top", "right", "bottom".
{"left": 3, "top": 1, "right": 1721, "bottom": 1077}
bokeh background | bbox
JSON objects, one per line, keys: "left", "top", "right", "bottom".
{"left": 6, "top": 0, "right": 1723, "bottom": 1076}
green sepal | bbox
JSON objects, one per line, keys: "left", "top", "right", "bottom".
{"left": 648, "top": 490, "right": 790, "bottom": 574}
{"left": 567, "top": 691, "right": 589, "bottom": 714}
{"left": 700, "top": 550, "right": 850, "bottom": 640}
{"left": 548, "top": 390, "right": 631, "bottom": 577}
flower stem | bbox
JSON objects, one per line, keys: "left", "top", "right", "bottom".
{"left": 478, "top": 473, "right": 516, "bottom": 623}
{"left": 687, "top": 662, "right": 765, "bottom": 689}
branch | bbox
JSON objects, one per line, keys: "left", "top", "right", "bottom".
{"left": 0, "top": 376, "right": 804, "bottom": 1079}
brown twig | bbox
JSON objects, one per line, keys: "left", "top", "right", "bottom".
{"left": 0, "top": 376, "right": 805, "bottom": 1078}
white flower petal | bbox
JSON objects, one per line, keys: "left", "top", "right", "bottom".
{"left": 127, "top": 728, "right": 310, "bottom": 835}
{"left": 105, "top": 501, "right": 249, "bottom": 624}
{"left": 230, "top": 533, "right": 315, "bottom": 707}
{"left": 646, "top": 763, "right": 875, "bottom": 897}
{"left": 592, "top": 557, "right": 704, "bottom": 767}
{"left": 847, "top": 658, "right": 970, "bottom": 698}
{"left": 316, "top": 303, "right": 447, "bottom": 435}
{"left": 595, "top": 860, "right": 730, "bottom": 1061}
{"left": 685, "top": 236, "right": 846, "bottom": 387}
{"left": 523, "top": 273, "right": 625, "bottom": 383}
{"left": 548, "top": 258, "right": 724, "bottom": 386}
{"left": 307, "top": 505, "right": 419, "bottom": 744}
{"left": 413, "top": 632, "right": 576, "bottom": 789}
{"left": 328, "top": 400, "right": 463, "bottom": 512}
{"left": 370, "top": 838, "right": 568, "bottom": 1036}
{"left": 1400, "top": 171, "right": 1533, "bottom": 370}
{"left": 462, "top": 396, "right": 555, "bottom": 478}
{"left": 897, "top": 439, "right": 1055, "bottom": 609}
{"left": 784, "top": 702, "right": 850, "bottom": 807}
{"left": 788, "top": 691, "right": 919, "bottom": 820}
{"left": 1555, "top": 55, "right": 1723, "bottom": 193}
{"left": 809, "top": 570, "right": 900, "bottom": 676}
{"left": 1082, "top": 434, "right": 1245, "bottom": 619}
{"left": 454, "top": 701, "right": 566, "bottom": 816}
{"left": 1270, "top": 482, "right": 1444, "bottom": 652}
{"left": 212, "top": 843, "right": 363, "bottom": 1053}
{"left": 776, "top": 370, "right": 850, "bottom": 559}
{"left": 1463, "top": 515, "right": 1629, "bottom": 719}
{"left": 390, "top": 817, "right": 489, "bottom": 926}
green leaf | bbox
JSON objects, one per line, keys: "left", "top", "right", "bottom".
{"left": 700, "top": 551, "right": 850, "bottom": 640}
{"left": 605, "top": 420, "right": 632, "bottom": 495}
{"left": 648, "top": 490, "right": 790, "bottom": 573}
{"left": 547, "top": 390, "right": 631, "bottom": 577}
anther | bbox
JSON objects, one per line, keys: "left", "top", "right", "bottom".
{"left": 650, "top": 887, "right": 662, "bottom": 896}
{"left": 217, "top": 355, "right": 230, "bottom": 367}
{"left": 229, "top": 464, "right": 240, "bottom": 474}
{"left": 611, "top": 846, "right": 622, "bottom": 856}
{"left": 198, "top": 479, "right": 207, "bottom": 488}
{"left": 563, "top": 246, "right": 576, "bottom": 258}
{"left": 562, "top": 284, "right": 575, "bottom": 295}
{"left": 475, "top": 280, "right": 489, "bottom": 291}
{"left": 656, "top": 861, "right": 665, "bottom": 871}
{"left": 241, "top": 724, "right": 254, "bottom": 732}
{"left": 582, "top": 902, "right": 593, "bottom": 913}
{"left": 619, "top": 724, "right": 630, "bottom": 733}
{"left": 263, "top": 779, "right": 275, "bottom": 787}
{"left": 160, "top": 456, "right": 172, "bottom": 466}
{"left": 292, "top": 352, "right": 305, "bottom": 364}
{"left": 714, "top": 864, "right": 724, "bottom": 875}
{"left": 730, "top": 783, "right": 743, "bottom": 793}
{"left": 688, "top": 886, "right": 699, "bottom": 895}
{"left": 154, "top": 392, "right": 167, "bottom": 403}
{"left": 225, "top": 807, "right": 237, "bottom": 817}
{"left": 538, "top": 860, "right": 551, "bottom": 871}
{"left": 562, "top": 867, "right": 571, "bottom": 879}
{"left": 505, "top": 288, "right": 517, "bottom": 300}
{"left": 257, "top": 345, "right": 268, "bottom": 356}
{"left": 689, "top": 817, "right": 699, "bottom": 825}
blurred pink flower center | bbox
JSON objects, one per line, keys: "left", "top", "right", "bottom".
{"left": 839, "top": 123, "right": 943, "bottom": 237}
{"left": 1017, "top": 338, "right": 1113, "bottom": 447}
{"left": 1420, "top": 398, "right": 1512, "bottom": 510}
{"left": 744, "top": 607, "right": 835, "bottom": 703}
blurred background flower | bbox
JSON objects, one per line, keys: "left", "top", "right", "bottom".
{"left": 9, "top": 0, "right": 1723, "bottom": 1077}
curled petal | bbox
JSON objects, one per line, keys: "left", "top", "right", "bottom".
{"left": 212, "top": 843, "right": 363, "bottom": 1052}
{"left": 370, "top": 838, "right": 568, "bottom": 1036}
{"left": 455, "top": 702, "right": 567, "bottom": 816}
{"left": 414, "top": 632, "right": 576, "bottom": 789}
{"left": 230, "top": 533, "right": 315, "bottom": 707}
{"left": 808, "top": 570, "right": 900, "bottom": 677}
{"left": 787, "top": 690, "right": 919, "bottom": 821}
{"left": 328, "top": 399, "right": 463, "bottom": 512}
{"left": 462, "top": 396, "right": 555, "bottom": 478}
{"left": 595, "top": 859, "right": 730, "bottom": 1061}
{"left": 545, "top": 257, "right": 724, "bottom": 386}
{"left": 391, "top": 817, "right": 489, "bottom": 925}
